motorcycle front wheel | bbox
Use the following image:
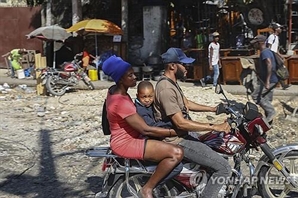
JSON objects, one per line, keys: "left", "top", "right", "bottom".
{"left": 81, "top": 73, "right": 95, "bottom": 90}
{"left": 45, "top": 75, "right": 67, "bottom": 96}
{"left": 82, "top": 78, "right": 95, "bottom": 90}
{"left": 258, "top": 150, "right": 298, "bottom": 198}
{"left": 108, "top": 174, "right": 179, "bottom": 198}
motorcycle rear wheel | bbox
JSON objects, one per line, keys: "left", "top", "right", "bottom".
{"left": 45, "top": 75, "right": 67, "bottom": 96}
{"left": 108, "top": 174, "right": 179, "bottom": 198}
{"left": 258, "top": 150, "right": 298, "bottom": 198}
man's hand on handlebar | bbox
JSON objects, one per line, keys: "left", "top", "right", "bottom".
{"left": 216, "top": 103, "right": 227, "bottom": 115}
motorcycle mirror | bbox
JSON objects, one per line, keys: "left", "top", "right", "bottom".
{"left": 74, "top": 52, "right": 83, "bottom": 59}
{"left": 215, "top": 84, "right": 231, "bottom": 106}
{"left": 215, "top": 84, "right": 223, "bottom": 94}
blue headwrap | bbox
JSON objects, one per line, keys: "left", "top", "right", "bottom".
{"left": 102, "top": 55, "right": 131, "bottom": 83}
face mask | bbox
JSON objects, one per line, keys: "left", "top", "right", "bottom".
{"left": 175, "top": 66, "right": 186, "bottom": 82}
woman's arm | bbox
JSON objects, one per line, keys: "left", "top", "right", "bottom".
{"left": 89, "top": 54, "right": 96, "bottom": 59}
{"left": 125, "top": 113, "right": 177, "bottom": 137}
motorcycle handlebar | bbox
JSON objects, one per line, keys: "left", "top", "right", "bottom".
{"left": 227, "top": 116, "right": 243, "bottom": 129}
{"left": 217, "top": 103, "right": 245, "bottom": 129}
{"left": 74, "top": 52, "right": 83, "bottom": 60}
{"left": 216, "top": 103, "right": 242, "bottom": 118}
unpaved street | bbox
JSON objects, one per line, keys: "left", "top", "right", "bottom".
{"left": 0, "top": 85, "right": 297, "bottom": 198}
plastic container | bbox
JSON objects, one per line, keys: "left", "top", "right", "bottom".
{"left": 99, "top": 70, "right": 108, "bottom": 81}
{"left": 17, "top": 69, "right": 25, "bottom": 79}
{"left": 88, "top": 69, "right": 98, "bottom": 81}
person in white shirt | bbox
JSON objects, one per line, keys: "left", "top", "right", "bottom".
{"left": 200, "top": 32, "right": 221, "bottom": 87}
{"left": 267, "top": 23, "right": 291, "bottom": 90}
{"left": 267, "top": 23, "right": 281, "bottom": 53}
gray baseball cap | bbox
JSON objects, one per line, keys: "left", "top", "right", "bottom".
{"left": 250, "top": 35, "right": 267, "bottom": 44}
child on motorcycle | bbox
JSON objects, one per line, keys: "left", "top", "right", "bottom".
{"left": 135, "top": 81, "right": 172, "bottom": 128}
{"left": 102, "top": 55, "right": 184, "bottom": 198}
{"left": 135, "top": 81, "right": 183, "bottom": 182}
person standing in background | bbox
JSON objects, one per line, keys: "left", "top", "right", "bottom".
{"left": 267, "top": 23, "right": 291, "bottom": 90}
{"left": 200, "top": 32, "right": 221, "bottom": 88}
{"left": 194, "top": 29, "right": 204, "bottom": 49}
{"left": 8, "top": 49, "right": 27, "bottom": 78}
{"left": 82, "top": 47, "right": 95, "bottom": 72}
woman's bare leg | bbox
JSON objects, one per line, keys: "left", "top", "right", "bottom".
{"left": 139, "top": 140, "right": 183, "bottom": 198}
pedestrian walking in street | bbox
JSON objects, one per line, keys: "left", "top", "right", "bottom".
{"left": 267, "top": 22, "right": 291, "bottom": 90}
{"left": 251, "top": 35, "right": 278, "bottom": 124}
{"left": 200, "top": 32, "right": 221, "bottom": 88}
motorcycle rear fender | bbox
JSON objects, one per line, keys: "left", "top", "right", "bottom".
{"left": 100, "top": 172, "right": 124, "bottom": 197}
{"left": 252, "top": 144, "right": 298, "bottom": 179}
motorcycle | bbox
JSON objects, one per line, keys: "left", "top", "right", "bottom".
{"left": 86, "top": 84, "right": 298, "bottom": 198}
{"left": 40, "top": 53, "right": 95, "bottom": 96}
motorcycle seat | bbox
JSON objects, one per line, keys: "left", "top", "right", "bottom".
{"left": 86, "top": 146, "right": 158, "bottom": 168}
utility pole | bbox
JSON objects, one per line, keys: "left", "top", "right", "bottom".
{"left": 121, "top": 0, "right": 128, "bottom": 43}
{"left": 46, "top": 0, "right": 52, "bottom": 26}
{"left": 121, "top": 0, "right": 128, "bottom": 60}
{"left": 72, "top": 0, "right": 82, "bottom": 25}
{"left": 288, "top": 0, "right": 292, "bottom": 46}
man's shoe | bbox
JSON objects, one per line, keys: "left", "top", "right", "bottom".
{"left": 282, "top": 84, "right": 291, "bottom": 90}
{"left": 200, "top": 78, "right": 206, "bottom": 87}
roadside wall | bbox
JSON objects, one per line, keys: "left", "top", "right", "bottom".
{"left": 0, "top": 6, "right": 42, "bottom": 68}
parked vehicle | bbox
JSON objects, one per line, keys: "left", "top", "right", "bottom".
{"left": 87, "top": 84, "right": 298, "bottom": 198}
{"left": 40, "top": 53, "right": 95, "bottom": 96}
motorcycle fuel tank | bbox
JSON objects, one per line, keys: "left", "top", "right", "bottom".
{"left": 199, "top": 131, "right": 246, "bottom": 155}
{"left": 63, "top": 62, "right": 78, "bottom": 72}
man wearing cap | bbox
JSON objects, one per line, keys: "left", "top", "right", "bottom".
{"left": 154, "top": 47, "right": 231, "bottom": 198}
{"left": 267, "top": 23, "right": 290, "bottom": 90}
{"left": 200, "top": 32, "right": 221, "bottom": 87}
{"left": 250, "top": 35, "right": 278, "bottom": 124}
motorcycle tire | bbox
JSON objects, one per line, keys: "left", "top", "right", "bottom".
{"left": 258, "top": 150, "right": 298, "bottom": 198}
{"left": 45, "top": 75, "right": 67, "bottom": 96}
{"left": 82, "top": 78, "right": 95, "bottom": 90}
{"left": 108, "top": 174, "right": 179, "bottom": 198}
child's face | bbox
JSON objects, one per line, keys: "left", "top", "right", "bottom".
{"left": 136, "top": 87, "right": 154, "bottom": 107}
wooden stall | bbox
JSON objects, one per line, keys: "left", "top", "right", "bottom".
{"left": 287, "top": 55, "right": 298, "bottom": 84}
{"left": 183, "top": 46, "right": 298, "bottom": 85}
{"left": 219, "top": 49, "right": 294, "bottom": 85}
{"left": 219, "top": 49, "right": 255, "bottom": 84}
{"left": 184, "top": 49, "right": 208, "bottom": 81}
{"left": 220, "top": 56, "right": 242, "bottom": 84}
{"left": 21, "top": 50, "right": 36, "bottom": 68}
